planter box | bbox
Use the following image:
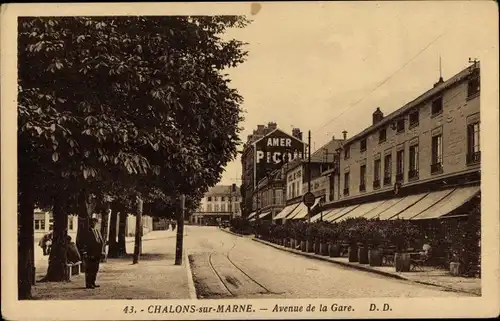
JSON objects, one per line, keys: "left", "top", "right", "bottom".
{"left": 348, "top": 245, "right": 358, "bottom": 262}
{"left": 306, "top": 240, "right": 314, "bottom": 253}
{"left": 395, "top": 252, "right": 411, "bottom": 272}
{"left": 358, "top": 246, "right": 369, "bottom": 264}
{"left": 300, "top": 240, "right": 306, "bottom": 252}
{"left": 450, "top": 262, "right": 462, "bottom": 276}
{"left": 319, "top": 243, "right": 328, "bottom": 256}
{"left": 368, "top": 249, "right": 382, "bottom": 266}
{"left": 314, "top": 240, "right": 321, "bottom": 254}
{"left": 329, "top": 243, "right": 341, "bottom": 257}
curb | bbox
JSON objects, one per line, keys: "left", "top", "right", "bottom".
{"left": 218, "top": 228, "right": 249, "bottom": 238}
{"left": 252, "top": 238, "right": 480, "bottom": 296}
{"left": 184, "top": 251, "right": 198, "bottom": 300}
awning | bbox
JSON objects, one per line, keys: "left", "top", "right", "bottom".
{"left": 248, "top": 212, "right": 257, "bottom": 219}
{"left": 311, "top": 197, "right": 323, "bottom": 210}
{"left": 273, "top": 203, "right": 300, "bottom": 220}
{"left": 249, "top": 217, "right": 256, "bottom": 222}
{"left": 336, "top": 200, "right": 387, "bottom": 221}
{"left": 289, "top": 203, "right": 309, "bottom": 220}
{"left": 376, "top": 193, "right": 428, "bottom": 220}
{"left": 311, "top": 208, "right": 335, "bottom": 223}
{"left": 411, "top": 186, "right": 480, "bottom": 220}
{"left": 392, "top": 189, "right": 455, "bottom": 220}
{"left": 327, "top": 205, "right": 360, "bottom": 222}
{"left": 259, "top": 211, "right": 272, "bottom": 219}
{"left": 362, "top": 197, "right": 404, "bottom": 219}
{"left": 321, "top": 207, "right": 344, "bottom": 221}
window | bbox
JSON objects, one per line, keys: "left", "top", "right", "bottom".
{"left": 221, "top": 196, "right": 225, "bottom": 201}
{"left": 275, "top": 190, "right": 283, "bottom": 205}
{"left": 215, "top": 196, "right": 219, "bottom": 202}
{"left": 360, "top": 139, "right": 367, "bottom": 152}
{"left": 379, "top": 128, "right": 387, "bottom": 143}
{"left": 68, "top": 218, "right": 74, "bottom": 230}
{"left": 409, "top": 144, "right": 419, "bottom": 180}
{"left": 343, "top": 172, "right": 350, "bottom": 196}
{"left": 467, "top": 122, "right": 480, "bottom": 164}
{"left": 207, "top": 196, "right": 212, "bottom": 202}
{"left": 292, "top": 182, "right": 296, "bottom": 198}
{"left": 373, "top": 159, "right": 381, "bottom": 189}
{"left": 344, "top": 145, "right": 350, "bottom": 159}
{"left": 383, "top": 154, "right": 392, "bottom": 185}
{"left": 288, "top": 185, "right": 292, "bottom": 199}
{"left": 34, "top": 219, "right": 45, "bottom": 230}
{"left": 467, "top": 69, "right": 480, "bottom": 98}
{"left": 49, "top": 218, "right": 54, "bottom": 231}
{"left": 329, "top": 174, "right": 335, "bottom": 201}
{"left": 295, "top": 183, "right": 300, "bottom": 197}
{"left": 396, "top": 119, "right": 405, "bottom": 133}
{"left": 409, "top": 110, "right": 419, "bottom": 127}
{"left": 214, "top": 204, "right": 220, "bottom": 212}
{"left": 359, "top": 165, "right": 366, "bottom": 192}
{"left": 396, "top": 150, "right": 404, "bottom": 182}
{"left": 221, "top": 204, "right": 226, "bottom": 212}
{"left": 207, "top": 204, "right": 212, "bottom": 212}
{"left": 431, "top": 97, "right": 443, "bottom": 115}
{"left": 431, "top": 134, "right": 443, "bottom": 174}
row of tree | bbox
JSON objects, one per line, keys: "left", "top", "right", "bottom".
{"left": 18, "top": 16, "right": 249, "bottom": 299}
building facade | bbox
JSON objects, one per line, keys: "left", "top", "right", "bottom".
{"left": 240, "top": 123, "right": 305, "bottom": 217}
{"left": 191, "top": 184, "right": 242, "bottom": 225}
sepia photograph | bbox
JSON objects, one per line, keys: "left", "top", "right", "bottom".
{"left": 2, "top": 1, "right": 499, "bottom": 320}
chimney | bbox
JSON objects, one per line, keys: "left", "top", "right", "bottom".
{"left": 433, "top": 77, "right": 444, "bottom": 88}
{"left": 267, "top": 122, "right": 277, "bottom": 130}
{"left": 292, "top": 128, "right": 303, "bottom": 140}
{"left": 372, "top": 107, "right": 384, "bottom": 125}
{"left": 332, "top": 135, "right": 335, "bottom": 141}
{"left": 342, "top": 130, "right": 348, "bottom": 140}
{"left": 257, "top": 125, "right": 265, "bottom": 132}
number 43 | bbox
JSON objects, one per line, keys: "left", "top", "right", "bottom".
{"left": 123, "top": 306, "right": 136, "bottom": 313}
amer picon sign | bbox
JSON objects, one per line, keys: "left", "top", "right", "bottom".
{"left": 253, "top": 129, "right": 306, "bottom": 188}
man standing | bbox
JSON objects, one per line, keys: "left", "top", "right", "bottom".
{"left": 83, "top": 218, "right": 104, "bottom": 289}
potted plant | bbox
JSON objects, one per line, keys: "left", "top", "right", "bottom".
{"left": 328, "top": 223, "right": 341, "bottom": 257}
{"left": 448, "top": 212, "right": 480, "bottom": 277}
{"left": 366, "top": 219, "right": 384, "bottom": 266}
{"left": 317, "top": 223, "right": 331, "bottom": 256}
{"left": 305, "top": 223, "right": 318, "bottom": 253}
{"left": 385, "top": 220, "right": 420, "bottom": 272}
{"left": 357, "top": 219, "right": 370, "bottom": 264}
{"left": 343, "top": 219, "right": 363, "bottom": 262}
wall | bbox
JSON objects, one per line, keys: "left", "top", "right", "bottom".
{"left": 286, "top": 164, "right": 303, "bottom": 201}
{"left": 339, "top": 70, "right": 480, "bottom": 201}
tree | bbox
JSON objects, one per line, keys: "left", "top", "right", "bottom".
{"left": 18, "top": 16, "right": 249, "bottom": 295}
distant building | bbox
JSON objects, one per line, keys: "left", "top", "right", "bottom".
{"left": 240, "top": 122, "right": 305, "bottom": 217}
{"left": 191, "top": 185, "right": 242, "bottom": 225}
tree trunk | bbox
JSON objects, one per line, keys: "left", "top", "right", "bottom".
{"left": 43, "top": 194, "right": 69, "bottom": 282}
{"left": 18, "top": 174, "right": 35, "bottom": 299}
{"left": 175, "top": 195, "right": 185, "bottom": 265}
{"left": 117, "top": 204, "right": 127, "bottom": 257}
{"left": 133, "top": 196, "right": 143, "bottom": 264}
{"left": 107, "top": 202, "right": 119, "bottom": 258}
{"left": 99, "top": 202, "right": 111, "bottom": 262}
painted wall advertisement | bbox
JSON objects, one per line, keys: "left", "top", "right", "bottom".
{"left": 253, "top": 130, "right": 305, "bottom": 187}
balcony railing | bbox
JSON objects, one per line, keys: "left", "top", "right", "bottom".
{"left": 467, "top": 151, "right": 481, "bottom": 165}
{"left": 431, "top": 162, "right": 443, "bottom": 174}
{"left": 359, "top": 184, "right": 366, "bottom": 192}
{"left": 373, "top": 179, "right": 380, "bottom": 189}
{"left": 408, "top": 169, "right": 419, "bottom": 180}
{"left": 383, "top": 176, "right": 391, "bottom": 186}
{"left": 343, "top": 188, "right": 349, "bottom": 196}
{"left": 396, "top": 173, "right": 404, "bottom": 182}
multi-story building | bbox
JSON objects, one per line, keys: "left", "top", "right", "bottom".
{"left": 313, "top": 61, "right": 480, "bottom": 224}
{"left": 247, "top": 167, "right": 286, "bottom": 221}
{"left": 191, "top": 184, "right": 242, "bottom": 225}
{"left": 272, "top": 137, "right": 343, "bottom": 222}
{"left": 240, "top": 123, "right": 305, "bottom": 217}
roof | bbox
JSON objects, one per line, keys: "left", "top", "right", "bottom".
{"left": 206, "top": 185, "right": 241, "bottom": 197}
{"left": 252, "top": 128, "right": 305, "bottom": 146}
{"left": 343, "top": 62, "right": 480, "bottom": 145}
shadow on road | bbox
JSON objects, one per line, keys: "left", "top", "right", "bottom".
{"left": 112, "top": 253, "right": 175, "bottom": 262}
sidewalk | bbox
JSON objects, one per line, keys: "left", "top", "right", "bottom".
{"left": 31, "top": 230, "right": 196, "bottom": 300}
{"left": 253, "top": 238, "right": 481, "bottom": 296}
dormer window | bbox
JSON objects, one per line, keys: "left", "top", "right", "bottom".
{"left": 396, "top": 118, "right": 405, "bottom": 133}
{"left": 344, "top": 145, "right": 350, "bottom": 159}
{"left": 360, "top": 138, "right": 367, "bottom": 152}
{"left": 432, "top": 97, "right": 443, "bottom": 116}
{"left": 379, "top": 128, "right": 387, "bottom": 143}
{"left": 409, "top": 110, "right": 419, "bottom": 128}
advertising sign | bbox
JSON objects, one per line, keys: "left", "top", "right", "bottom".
{"left": 254, "top": 129, "right": 305, "bottom": 187}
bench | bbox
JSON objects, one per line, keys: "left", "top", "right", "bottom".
{"left": 65, "top": 261, "right": 82, "bottom": 281}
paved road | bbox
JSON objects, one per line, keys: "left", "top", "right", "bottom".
{"left": 185, "top": 226, "right": 468, "bottom": 299}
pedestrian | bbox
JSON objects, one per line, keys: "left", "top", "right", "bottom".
{"left": 171, "top": 220, "right": 176, "bottom": 231}
{"left": 82, "top": 218, "right": 105, "bottom": 289}
{"left": 39, "top": 231, "right": 53, "bottom": 256}
{"left": 66, "top": 235, "right": 81, "bottom": 264}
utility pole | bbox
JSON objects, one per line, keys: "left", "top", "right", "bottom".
{"left": 307, "top": 130, "right": 312, "bottom": 223}
{"left": 175, "top": 194, "right": 185, "bottom": 265}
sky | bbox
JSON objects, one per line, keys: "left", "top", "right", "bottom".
{"left": 215, "top": 2, "right": 495, "bottom": 186}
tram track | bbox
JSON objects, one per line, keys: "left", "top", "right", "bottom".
{"left": 207, "top": 239, "right": 274, "bottom": 297}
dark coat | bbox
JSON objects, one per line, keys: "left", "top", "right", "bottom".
{"left": 83, "top": 228, "right": 104, "bottom": 257}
